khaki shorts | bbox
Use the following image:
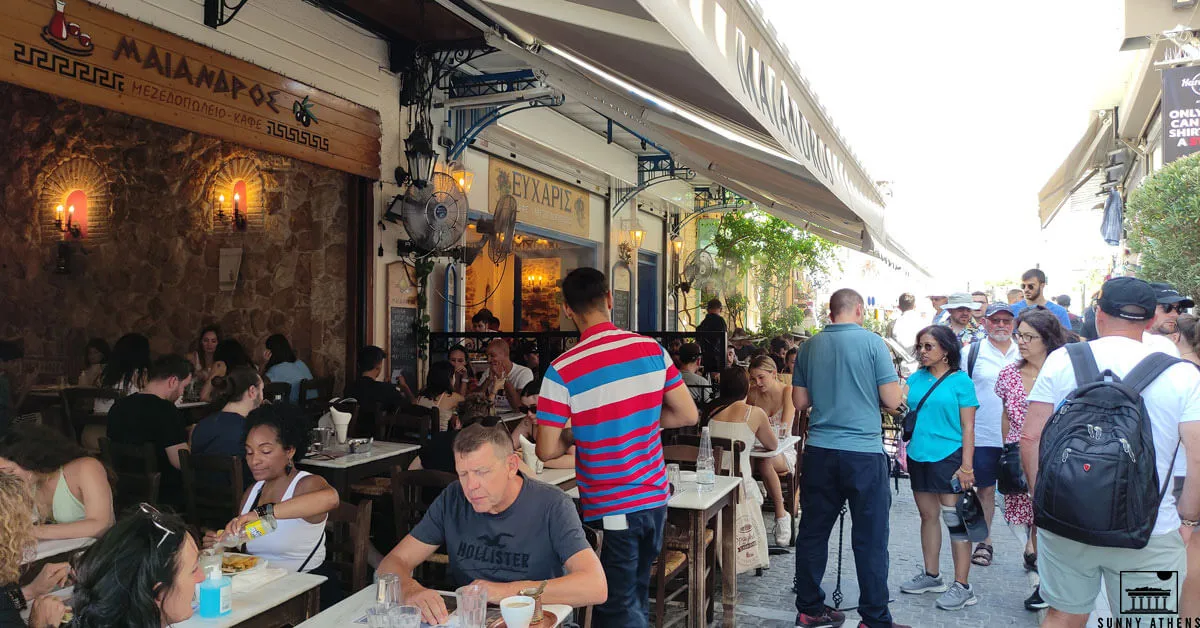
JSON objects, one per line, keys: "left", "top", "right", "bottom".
{"left": 1038, "top": 528, "right": 1187, "bottom": 617}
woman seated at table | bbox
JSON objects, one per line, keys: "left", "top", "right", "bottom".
{"left": 191, "top": 365, "right": 262, "bottom": 458}
{"left": 447, "top": 344, "right": 479, "bottom": 397}
{"left": 745, "top": 354, "right": 797, "bottom": 545}
{"left": 204, "top": 404, "right": 340, "bottom": 602}
{"left": 77, "top": 338, "right": 109, "bottom": 387}
{"left": 70, "top": 504, "right": 202, "bottom": 628}
{"left": 199, "top": 338, "right": 253, "bottom": 402}
{"left": 187, "top": 325, "right": 221, "bottom": 386}
{"left": 95, "top": 332, "right": 151, "bottom": 414}
{"left": 415, "top": 362, "right": 465, "bottom": 432}
{"left": 261, "top": 334, "right": 314, "bottom": 404}
{"left": 0, "top": 424, "right": 114, "bottom": 540}
{"left": 0, "top": 472, "right": 71, "bottom": 628}
{"left": 509, "top": 380, "right": 574, "bottom": 471}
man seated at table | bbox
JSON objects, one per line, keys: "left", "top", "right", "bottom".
{"left": 379, "top": 422, "right": 606, "bottom": 625}
{"left": 342, "top": 345, "right": 413, "bottom": 437}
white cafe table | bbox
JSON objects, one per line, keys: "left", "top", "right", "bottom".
{"left": 23, "top": 537, "right": 95, "bottom": 565}
{"left": 532, "top": 468, "right": 576, "bottom": 490}
{"left": 176, "top": 573, "right": 326, "bottom": 628}
{"left": 749, "top": 434, "right": 802, "bottom": 459}
{"left": 298, "top": 441, "right": 421, "bottom": 496}
{"left": 564, "top": 475, "right": 741, "bottom": 628}
{"left": 297, "top": 584, "right": 572, "bottom": 627}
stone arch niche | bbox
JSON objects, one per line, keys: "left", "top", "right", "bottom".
{"left": 203, "top": 156, "right": 269, "bottom": 232}
{"left": 37, "top": 154, "right": 113, "bottom": 242}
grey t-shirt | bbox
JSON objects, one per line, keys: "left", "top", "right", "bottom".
{"left": 680, "top": 370, "right": 713, "bottom": 406}
{"left": 411, "top": 474, "right": 591, "bottom": 587}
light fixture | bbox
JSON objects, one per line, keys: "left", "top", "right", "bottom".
{"left": 54, "top": 203, "right": 81, "bottom": 239}
{"left": 446, "top": 160, "right": 475, "bottom": 194}
{"left": 619, "top": 215, "right": 645, "bottom": 250}
{"left": 398, "top": 125, "right": 437, "bottom": 188}
{"left": 672, "top": 238, "right": 683, "bottom": 256}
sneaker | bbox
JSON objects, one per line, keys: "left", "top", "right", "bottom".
{"left": 776, "top": 513, "right": 792, "bottom": 545}
{"left": 795, "top": 606, "right": 846, "bottom": 628}
{"left": 899, "top": 569, "right": 948, "bottom": 594}
{"left": 1024, "top": 586, "right": 1048, "bottom": 611}
{"left": 935, "top": 582, "right": 978, "bottom": 610}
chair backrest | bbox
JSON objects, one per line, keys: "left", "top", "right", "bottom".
{"left": 99, "top": 437, "right": 161, "bottom": 510}
{"left": 324, "top": 500, "right": 372, "bottom": 593}
{"left": 379, "top": 405, "right": 436, "bottom": 443}
{"left": 298, "top": 376, "right": 335, "bottom": 410}
{"left": 262, "top": 382, "right": 292, "bottom": 404}
{"left": 579, "top": 525, "right": 603, "bottom": 628}
{"left": 669, "top": 434, "right": 741, "bottom": 476}
{"left": 59, "top": 388, "right": 119, "bottom": 443}
{"left": 661, "top": 444, "right": 725, "bottom": 476}
{"left": 391, "top": 468, "right": 457, "bottom": 540}
{"left": 179, "top": 450, "right": 244, "bottom": 529}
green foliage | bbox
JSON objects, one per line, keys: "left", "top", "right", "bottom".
{"left": 723, "top": 292, "right": 748, "bottom": 329}
{"left": 1126, "top": 153, "right": 1200, "bottom": 298}
{"left": 710, "top": 210, "right": 835, "bottom": 331}
{"left": 759, "top": 305, "right": 807, "bottom": 339}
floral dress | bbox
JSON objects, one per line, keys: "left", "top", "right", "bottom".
{"left": 994, "top": 362, "right": 1033, "bottom": 526}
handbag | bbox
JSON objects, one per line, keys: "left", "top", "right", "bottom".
{"left": 902, "top": 371, "right": 952, "bottom": 442}
{"left": 997, "top": 442, "right": 1027, "bottom": 494}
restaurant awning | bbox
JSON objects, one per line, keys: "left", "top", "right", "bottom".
{"left": 454, "top": 0, "right": 925, "bottom": 274}
{"left": 1038, "top": 110, "right": 1114, "bottom": 228}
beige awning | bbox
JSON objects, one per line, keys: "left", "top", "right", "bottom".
{"left": 1038, "top": 111, "right": 1114, "bottom": 228}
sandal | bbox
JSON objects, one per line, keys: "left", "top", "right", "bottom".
{"left": 971, "top": 543, "right": 993, "bottom": 567}
{"left": 1024, "top": 551, "right": 1037, "bottom": 572}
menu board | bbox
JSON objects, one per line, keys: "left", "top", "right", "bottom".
{"left": 389, "top": 306, "right": 418, "bottom": 391}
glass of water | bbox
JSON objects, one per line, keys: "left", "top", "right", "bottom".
{"left": 365, "top": 605, "right": 392, "bottom": 628}
{"left": 390, "top": 605, "right": 421, "bottom": 628}
{"left": 666, "top": 463, "right": 682, "bottom": 494}
{"left": 455, "top": 583, "right": 487, "bottom": 628}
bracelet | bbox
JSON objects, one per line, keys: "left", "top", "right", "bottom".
{"left": 1182, "top": 518, "right": 1199, "bottom": 528}
{"left": 958, "top": 467, "right": 974, "bottom": 474}
{"left": 254, "top": 502, "right": 275, "bottom": 518}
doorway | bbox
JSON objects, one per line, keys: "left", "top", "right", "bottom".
{"left": 638, "top": 251, "right": 658, "bottom": 331}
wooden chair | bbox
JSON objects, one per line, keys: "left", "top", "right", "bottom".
{"left": 654, "top": 444, "right": 726, "bottom": 628}
{"left": 298, "top": 376, "right": 335, "bottom": 410}
{"left": 98, "top": 437, "right": 161, "bottom": 511}
{"left": 391, "top": 468, "right": 457, "bottom": 591}
{"left": 179, "top": 450, "right": 244, "bottom": 530}
{"left": 263, "top": 382, "right": 292, "bottom": 404}
{"left": 59, "top": 388, "right": 118, "bottom": 449}
{"left": 377, "top": 405, "right": 436, "bottom": 443}
{"left": 324, "top": 500, "right": 373, "bottom": 594}
{"left": 579, "top": 525, "right": 603, "bottom": 628}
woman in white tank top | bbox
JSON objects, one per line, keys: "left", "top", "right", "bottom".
{"left": 203, "top": 405, "right": 339, "bottom": 573}
{"left": 745, "top": 355, "right": 797, "bottom": 544}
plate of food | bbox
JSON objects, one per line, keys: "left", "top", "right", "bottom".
{"left": 221, "top": 553, "right": 266, "bottom": 575}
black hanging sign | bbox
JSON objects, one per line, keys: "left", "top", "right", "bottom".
{"left": 1162, "top": 64, "right": 1200, "bottom": 164}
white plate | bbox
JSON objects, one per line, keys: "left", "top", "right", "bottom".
{"left": 221, "top": 552, "right": 267, "bottom": 576}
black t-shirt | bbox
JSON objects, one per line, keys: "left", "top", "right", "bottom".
{"left": 343, "top": 376, "right": 407, "bottom": 411}
{"left": 191, "top": 411, "right": 246, "bottom": 458}
{"left": 695, "top": 313, "right": 728, "bottom": 372}
{"left": 106, "top": 393, "right": 187, "bottom": 499}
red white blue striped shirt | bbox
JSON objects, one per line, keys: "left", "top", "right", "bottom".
{"left": 537, "top": 322, "right": 683, "bottom": 520}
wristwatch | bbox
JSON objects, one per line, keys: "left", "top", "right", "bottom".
{"left": 254, "top": 502, "right": 275, "bottom": 518}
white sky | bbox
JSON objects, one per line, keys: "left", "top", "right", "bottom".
{"left": 757, "top": 0, "right": 1131, "bottom": 291}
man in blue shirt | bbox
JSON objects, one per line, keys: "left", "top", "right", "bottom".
{"left": 1009, "top": 268, "right": 1072, "bottom": 329}
{"left": 792, "top": 289, "right": 909, "bottom": 628}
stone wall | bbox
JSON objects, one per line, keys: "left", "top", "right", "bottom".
{"left": 0, "top": 82, "right": 349, "bottom": 388}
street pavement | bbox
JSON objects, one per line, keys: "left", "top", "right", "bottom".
{"left": 691, "top": 478, "right": 1045, "bottom": 627}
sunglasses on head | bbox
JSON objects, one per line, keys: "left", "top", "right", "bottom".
{"left": 138, "top": 503, "right": 177, "bottom": 549}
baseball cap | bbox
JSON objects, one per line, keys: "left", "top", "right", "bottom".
{"left": 984, "top": 303, "right": 1015, "bottom": 318}
{"left": 941, "top": 292, "right": 981, "bottom": 311}
{"left": 678, "top": 343, "right": 702, "bottom": 363}
{"left": 1149, "top": 282, "right": 1195, "bottom": 309}
{"left": 956, "top": 490, "right": 990, "bottom": 543}
{"left": 1096, "top": 277, "right": 1157, "bottom": 321}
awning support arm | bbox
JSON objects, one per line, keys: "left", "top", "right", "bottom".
{"left": 611, "top": 156, "right": 696, "bottom": 217}
{"left": 447, "top": 96, "right": 564, "bottom": 161}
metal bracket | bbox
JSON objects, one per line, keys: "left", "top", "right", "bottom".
{"left": 447, "top": 95, "right": 564, "bottom": 161}
{"left": 611, "top": 156, "right": 697, "bottom": 217}
{"left": 204, "top": 0, "right": 250, "bottom": 28}
{"left": 447, "top": 70, "right": 540, "bottom": 99}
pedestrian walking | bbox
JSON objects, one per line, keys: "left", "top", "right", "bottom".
{"left": 939, "top": 293, "right": 985, "bottom": 345}
{"left": 899, "top": 325, "right": 980, "bottom": 611}
{"left": 1143, "top": 282, "right": 1191, "bottom": 357}
{"left": 1009, "top": 269, "right": 1072, "bottom": 329}
{"left": 962, "top": 303, "right": 1020, "bottom": 570}
{"left": 792, "top": 289, "right": 908, "bottom": 628}
{"left": 1021, "top": 277, "right": 1200, "bottom": 624}
{"left": 993, "top": 308, "right": 1068, "bottom": 610}
{"left": 535, "top": 267, "right": 699, "bottom": 627}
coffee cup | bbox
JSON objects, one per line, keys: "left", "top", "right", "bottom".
{"left": 499, "top": 595, "right": 535, "bottom": 628}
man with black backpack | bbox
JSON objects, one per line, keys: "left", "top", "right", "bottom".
{"left": 1021, "top": 277, "right": 1200, "bottom": 624}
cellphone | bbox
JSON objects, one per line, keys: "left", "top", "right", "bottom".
{"left": 950, "top": 475, "right": 962, "bottom": 493}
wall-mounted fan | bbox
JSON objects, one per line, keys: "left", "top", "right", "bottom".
{"left": 680, "top": 249, "right": 718, "bottom": 294}
{"left": 385, "top": 172, "right": 478, "bottom": 261}
{"left": 478, "top": 194, "right": 518, "bottom": 264}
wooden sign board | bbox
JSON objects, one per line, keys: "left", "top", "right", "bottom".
{"left": 489, "top": 158, "right": 590, "bottom": 238}
{"left": 0, "top": 0, "right": 381, "bottom": 179}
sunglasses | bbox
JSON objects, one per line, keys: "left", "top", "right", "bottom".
{"left": 1161, "top": 303, "right": 1188, "bottom": 314}
{"left": 1021, "top": 283, "right": 1038, "bottom": 290}
{"left": 518, "top": 404, "right": 537, "bottom": 414}
{"left": 917, "top": 343, "right": 940, "bottom": 352}
{"left": 139, "top": 503, "right": 177, "bottom": 549}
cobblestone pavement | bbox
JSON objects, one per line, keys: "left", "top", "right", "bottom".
{"left": 689, "top": 478, "right": 1045, "bottom": 627}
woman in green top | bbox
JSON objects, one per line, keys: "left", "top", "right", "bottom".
{"left": 0, "top": 424, "right": 114, "bottom": 540}
{"left": 898, "top": 325, "right": 980, "bottom": 612}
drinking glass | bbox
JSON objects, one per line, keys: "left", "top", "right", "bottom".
{"left": 375, "top": 573, "right": 401, "bottom": 608}
{"left": 455, "top": 583, "right": 487, "bottom": 628}
{"left": 666, "top": 463, "right": 682, "bottom": 495}
{"left": 365, "top": 605, "right": 392, "bottom": 628}
{"left": 390, "top": 605, "right": 421, "bottom": 628}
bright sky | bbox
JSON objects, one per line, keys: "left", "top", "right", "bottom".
{"left": 757, "top": 0, "right": 1130, "bottom": 290}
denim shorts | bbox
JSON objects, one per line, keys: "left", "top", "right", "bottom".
{"left": 907, "top": 448, "right": 962, "bottom": 494}
{"left": 972, "top": 446, "right": 1003, "bottom": 488}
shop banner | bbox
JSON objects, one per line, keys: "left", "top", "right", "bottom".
{"left": 489, "top": 158, "right": 590, "bottom": 238}
{"left": 1, "top": 0, "right": 381, "bottom": 178}
{"left": 1163, "top": 64, "right": 1200, "bottom": 164}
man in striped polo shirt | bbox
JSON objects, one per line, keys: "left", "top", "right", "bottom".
{"left": 536, "top": 267, "right": 699, "bottom": 627}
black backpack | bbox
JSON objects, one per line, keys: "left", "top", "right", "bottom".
{"left": 1033, "top": 343, "right": 1182, "bottom": 549}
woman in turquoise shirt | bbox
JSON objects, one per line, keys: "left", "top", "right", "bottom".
{"left": 898, "top": 325, "right": 980, "bottom": 612}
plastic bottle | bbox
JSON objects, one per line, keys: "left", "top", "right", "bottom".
{"left": 197, "top": 567, "right": 232, "bottom": 617}
{"left": 697, "top": 426, "right": 716, "bottom": 492}
{"left": 216, "top": 514, "right": 278, "bottom": 548}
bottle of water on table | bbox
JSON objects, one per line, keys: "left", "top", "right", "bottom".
{"left": 697, "top": 426, "right": 716, "bottom": 492}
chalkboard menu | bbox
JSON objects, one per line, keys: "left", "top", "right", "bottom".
{"left": 612, "top": 261, "right": 633, "bottom": 330}
{"left": 613, "top": 290, "right": 631, "bottom": 330}
{"left": 389, "top": 307, "right": 418, "bottom": 390}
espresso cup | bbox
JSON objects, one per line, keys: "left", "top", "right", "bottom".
{"left": 499, "top": 595, "right": 536, "bottom": 628}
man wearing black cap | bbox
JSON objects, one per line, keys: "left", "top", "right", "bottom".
{"left": 1021, "top": 277, "right": 1200, "bottom": 624}
{"left": 676, "top": 343, "right": 712, "bottom": 407}
{"left": 1150, "top": 282, "right": 1194, "bottom": 336}
{"left": 695, "top": 299, "right": 727, "bottom": 375}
